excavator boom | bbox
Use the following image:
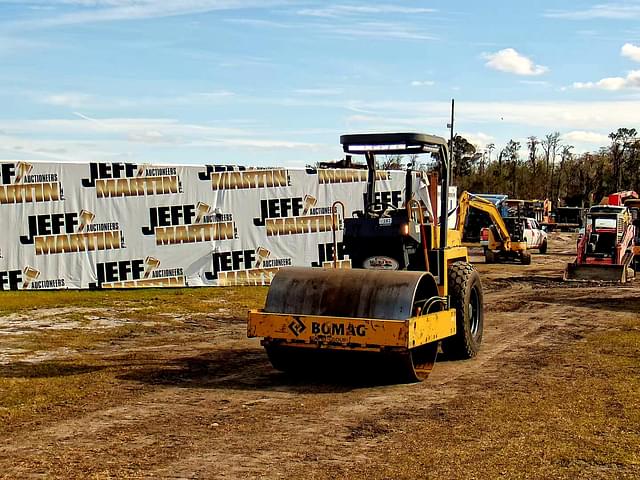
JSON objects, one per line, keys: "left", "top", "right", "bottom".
{"left": 456, "top": 192, "right": 530, "bottom": 264}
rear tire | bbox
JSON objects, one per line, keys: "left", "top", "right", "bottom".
{"left": 441, "top": 262, "right": 484, "bottom": 359}
{"left": 521, "top": 250, "right": 532, "bottom": 265}
{"left": 539, "top": 240, "right": 548, "bottom": 254}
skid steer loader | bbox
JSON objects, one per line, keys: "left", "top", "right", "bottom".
{"left": 248, "top": 133, "right": 484, "bottom": 383}
{"left": 565, "top": 204, "right": 637, "bottom": 282}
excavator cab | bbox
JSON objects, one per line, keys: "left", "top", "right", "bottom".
{"left": 248, "top": 132, "right": 484, "bottom": 383}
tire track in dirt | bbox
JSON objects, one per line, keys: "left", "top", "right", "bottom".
{"left": 1, "top": 235, "right": 639, "bottom": 479}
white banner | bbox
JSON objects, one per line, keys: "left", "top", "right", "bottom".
{"left": 0, "top": 161, "right": 454, "bottom": 290}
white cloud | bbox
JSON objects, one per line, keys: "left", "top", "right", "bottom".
{"left": 483, "top": 48, "right": 548, "bottom": 76}
{"left": 410, "top": 80, "right": 435, "bottom": 87}
{"left": 0, "top": 115, "right": 322, "bottom": 155}
{"left": 622, "top": 42, "right": 640, "bottom": 62}
{"left": 41, "top": 92, "right": 95, "bottom": 108}
{"left": 573, "top": 70, "right": 640, "bottom": 90}
{"left": 0, "top": 116, "right": 247, "bottom": 139}
{"left": 458, "top": 131, "right": 495, "bottom": 149}
{"left": 297, "top": 5, "right": 436, "bottom": 18}
{"left": 546, "top": 4, "right": 640, "bottom": 20}
{"left": 293, "top": 88, "right": 343, "bottom": 96}
{"left": 0, "top": 35, "right": 51, "bottom": 55}
{"left": 321, "top": 21, "right": 437, "bottom": 40}
{"left": 519, "top": 80, "right": 550, "bottom": 87}
{"left": 562, "top": 130, "right": 610, "bottom": 144}
{"left": 5, "top": 1, "right": 294, "bottom": 28}
{"left": 343, "top": 99, "right": 640, "bottom": 131}
{"left": 35, "top": 90, "right": 235, "bottom": 109}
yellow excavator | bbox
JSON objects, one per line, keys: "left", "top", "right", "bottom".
{"left": 248, "top": 132, "right": 484, "bottom": 383}
{"left": 456, "top": 192, "right": 531, "bottom": 265}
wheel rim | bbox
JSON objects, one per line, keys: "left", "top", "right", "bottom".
{"left": 468, "top": 286, "right": 480, "bottom": 338}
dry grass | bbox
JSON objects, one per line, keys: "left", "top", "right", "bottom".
{"left": 0, "top": 286, "right": 268, "bottom": 428}
{"left": 0, "top": 286, "right": 267, "bottom": 315}
{"left": 330, "top": 321, "right": 640, "bottom": 480}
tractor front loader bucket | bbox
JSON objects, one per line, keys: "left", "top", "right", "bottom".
{"left": 564, "top": 262, "right": 634, "bottom": 283}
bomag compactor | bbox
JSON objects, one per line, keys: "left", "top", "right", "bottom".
{"left": 248, "top": 133, "right": 484, "bottom": 383}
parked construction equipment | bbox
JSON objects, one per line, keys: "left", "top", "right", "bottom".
{"left": 565, "top": 202, "right": 637, "bottom": 282}
{"left": 248, "top": 132, "right": 484, "bottom": 383}
{"left": 456, "top": 192, "right": 532, "bottom": 265}
{"left": 626, "top": 198, "right": 640, "bottom": 271}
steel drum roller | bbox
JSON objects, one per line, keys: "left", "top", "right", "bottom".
{"left": 264, "top": 267, "right": 439, "bottom": 320}
{"left": 262, "top": 267, "right": 442, "bottom": 382}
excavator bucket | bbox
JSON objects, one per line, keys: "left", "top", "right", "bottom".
{"left": 564, "top": 262, "right": 633, "bottom": 283}
{"left": 248, "top": 267, "right": 457, "bottom": 383}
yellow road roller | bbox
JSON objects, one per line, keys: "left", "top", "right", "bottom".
{"left": 248, "top": 132, "right": 484, "bottom": 382}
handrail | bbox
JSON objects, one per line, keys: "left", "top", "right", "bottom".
{"left": 407, "top": 198, "right": 430, "bottom": 271}
{"left": 331, "top": 201, "right": 346, "bottom": 269}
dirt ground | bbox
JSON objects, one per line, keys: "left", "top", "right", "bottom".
{"left": 1, "top": 232, "right": 639, "bottom": 479}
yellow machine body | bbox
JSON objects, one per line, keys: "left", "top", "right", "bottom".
{"left": 248, "top": 244, "right": 468, "bottom": 353}
{"left": 248, "top": 310, "right": 456, "bottom": 352}
{"left": 247, "top": 132, "right": 485, "bottom": 383}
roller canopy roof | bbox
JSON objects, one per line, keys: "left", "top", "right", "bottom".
{"left": 340, "top": 132, "right": 448, "bottom": 155}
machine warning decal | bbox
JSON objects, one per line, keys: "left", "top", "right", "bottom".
{"left": 363, "top": 256, "right": 399, "bottom": 270}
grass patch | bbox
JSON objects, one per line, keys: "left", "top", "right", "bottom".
{"left": 14, "top": 323, "right": 160, "bottom": 352}
{"left": 320, "top": 321, "right": 640, "bottom": 480}
{"left": 0, "top": 323, "right": 167, "bottom": 428}
{"left": 0, "top": 286, "right": 268, "bottom": 429}
{"left": 0, "top": 360, "right": 118, "bottom": 426}
{"left": 0, "top": 286, "right": 268, "bottom": 316}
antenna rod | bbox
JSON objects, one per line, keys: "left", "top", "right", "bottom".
{"left": 449, "top": 99, "right": 455, "bottom": 164}
{"left": 436, "top": 99, "right": 454, "bottom": 285}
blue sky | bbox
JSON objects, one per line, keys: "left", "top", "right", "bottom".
{"left": 1, "top": 0, "right": 640, "bottom": 166}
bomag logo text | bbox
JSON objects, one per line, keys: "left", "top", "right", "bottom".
{"left": 81, "top": 162, "right": 181, "bottom": 198}
{"left": 252, "top": 197, "right": 334, "bottom": 236}
{"left": 19, "top": 212, "right": 123, "bottom": 255}
{"left": 311, "top": 322, "right": 366, "bottom": 337}
{"left": 0, "top": 162, "right": 62, "bottom": 205}
{"left": 199, "top": 165, "right": 289, "bottom": 191}
{"left": 142, "top": 204, "right": 236, "bottom": 246}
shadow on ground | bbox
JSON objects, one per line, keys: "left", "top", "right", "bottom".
{"left": 117, "top": 347, "right": 428, "bottom": 393}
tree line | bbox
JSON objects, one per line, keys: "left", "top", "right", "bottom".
{"left": 450, "top": 128, "right": 640, "bottom": 207}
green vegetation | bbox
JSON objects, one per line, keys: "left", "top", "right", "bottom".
{"left": 452, "top": 128, "right": 640, "bottom": 206}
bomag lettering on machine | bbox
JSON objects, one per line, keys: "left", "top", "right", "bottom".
{"left": 311, "top": 322, "right": 367, "bottom": 337}
{"left": 248, "top": 120, "right": 485, "bottom": 383}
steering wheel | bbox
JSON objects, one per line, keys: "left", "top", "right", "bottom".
{"left": 367, "top": 201, "right": 398, "bottom": 217}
